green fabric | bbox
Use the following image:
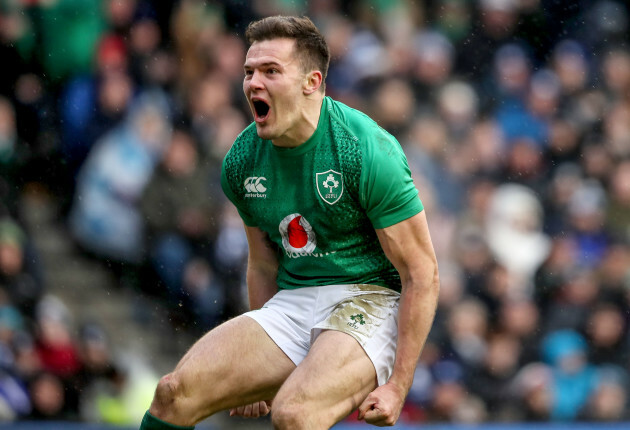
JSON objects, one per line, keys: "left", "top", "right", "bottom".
{"left": 140, "top": 411, "right": 194, "bottom": 430}
{"left": 369, "top": 0, "right": 404, "bottom": 12}
{"left": 221, "top": 97, "right": 423, "bottom": 292}
{"left": 37, "top": 0, "right": 107, "bottom": 81}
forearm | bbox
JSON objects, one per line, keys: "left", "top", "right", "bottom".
{"left": 246, "top": 265, "right": 279, "bottom": 310}
{"left": 389, "top": 266, "right": 439, "bottom": 394}
{"left": 244, "top": 225, "right": 280, "bottom": 310}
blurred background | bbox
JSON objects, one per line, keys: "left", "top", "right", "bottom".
{"left": 0, "top": 0, "right": 630, "bottom": 428}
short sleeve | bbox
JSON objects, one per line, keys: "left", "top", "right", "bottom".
{"left": 360, "top": 131, "right": 423, "bottom": 229}
{"left": 221, "top": 152, "right": 257, "bottom": 227}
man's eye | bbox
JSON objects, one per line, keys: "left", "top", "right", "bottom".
{"left": 244, "top": 70, "right": 253, "bottom": 76}
{"left": 267, "top": 68, "right": 279, "bottom": 74}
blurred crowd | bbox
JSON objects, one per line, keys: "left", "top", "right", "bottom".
{"left": 0, "top": 0, "right": 630, "bottom": 425}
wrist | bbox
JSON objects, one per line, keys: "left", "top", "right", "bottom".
{"left": 386, "top": 375, "right": 410, "bottom": 397}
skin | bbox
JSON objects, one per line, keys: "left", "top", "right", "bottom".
{"left": 243, "top": 225, "right": 279, "bottom": 310}
{"left": 243, "top": 38, "right": 323, "bottom": 148}
{"left": 359, "top": 211, "right": 439, "bottom": 425}
{"left": 237, "top": 38, "right": 440, "bottom": 427}
{"left": 232, "top": 213, "right": 439, "bottom": 428}
{"left": 148, "top": 37, "right": 439, "bottom": 429}
{"left": 148, "top": 315, "right": 295, "bottom": 425}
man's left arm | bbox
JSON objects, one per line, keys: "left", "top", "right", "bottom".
{"left": 358, "top": 210, "right": 440, "bottom": 426}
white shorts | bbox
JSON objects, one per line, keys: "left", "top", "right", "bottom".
{"left": 243, "top": 283, "right": 400, "bottom": 386}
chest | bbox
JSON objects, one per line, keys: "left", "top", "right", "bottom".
{"left": 239, "top": 146, "right": 362, "bottom": 234}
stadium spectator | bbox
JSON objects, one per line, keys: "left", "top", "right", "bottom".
{"left": 58, "top": 34, "right": 134, "bottom": 205}
{"left": 26, "top": 371, "right": 71, "bottom": 420}
{"left": 541, "top": 330, "right": 600, "bottom": 421}
{"left": 0, "top": 98, "right": 28, "bottom": 217}
{"left": 29, "top": 0, "right": 107, "bottom": 84}
{"left": 140, "top": 127, "right": 224, "bottom": 330}
{"left": 579, "top": 365, "right": 630, "bottom": 421}
{"left": 0, "top": 0, "right": 629, "bottom": 426}
{"left": 584, "top": 304, "right": 628, "bottom": 367}
{"left": 68, "top": 90, "right": 172, "bottom": 265}
{"left": 0, "top": 218, "right": 44, "bottom": 317}
{"left": 467, "top": 332, "right": 523, "bottom": 420}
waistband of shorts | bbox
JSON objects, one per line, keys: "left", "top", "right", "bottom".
{"left": 278, "top": 283, "right": 400, "bottom": 296}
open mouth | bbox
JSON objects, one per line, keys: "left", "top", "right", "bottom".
{"left": 253, "top": 100, "right": 270, "bottom": 121}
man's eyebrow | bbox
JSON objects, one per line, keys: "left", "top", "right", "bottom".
{"left": 244, "top": 61, "right": 283, "bottom": 69}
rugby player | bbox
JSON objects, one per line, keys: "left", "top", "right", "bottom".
{"left": 139, "top": 15, "right": 439, "bottom": 430}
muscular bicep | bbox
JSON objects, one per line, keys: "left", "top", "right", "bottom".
{"left": 244, "top": 225, "right": 279, "bottom": 309}
{"left": 375, "top": 211, "right": 438, "bottom": 288}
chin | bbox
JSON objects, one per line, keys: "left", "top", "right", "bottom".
{"left": 255, "top": 124, "right": 277, "bottom": 140}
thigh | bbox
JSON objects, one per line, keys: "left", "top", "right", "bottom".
{"left": 314, "top": 284, "right": 400, "bottom": 386}
{"left": 170, "top": 315, "right": 296, "bottom": 419}
{"left": 274, "top": 329, "right": 377, "bottom": 427}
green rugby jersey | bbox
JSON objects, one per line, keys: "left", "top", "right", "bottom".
{"left": 221, "top": 96, "right": 423, "bottom": 292}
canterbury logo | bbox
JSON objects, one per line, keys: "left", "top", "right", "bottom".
{"left": 244, "top": 177, "right": 267, "bottom": 193}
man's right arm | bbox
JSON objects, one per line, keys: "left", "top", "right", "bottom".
{"left": 228, "top": 225, "right": 279, "bottom": 419}
{"left": 244, "top": 224, "right": 279, "bottom": 310}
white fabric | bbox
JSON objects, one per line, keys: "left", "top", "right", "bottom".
{"left": 244, "top": 284, "right": 400, "bottom": 386}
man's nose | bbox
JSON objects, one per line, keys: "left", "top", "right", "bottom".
{"left": 249, "top": 70, "right": 264, "bottom": 89}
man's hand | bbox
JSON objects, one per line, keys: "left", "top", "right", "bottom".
{"left": 229, "top": 400, "right": 271, "bottom": 418}
{"left": 357, "top": 382, "right": 406, "bottom": 426}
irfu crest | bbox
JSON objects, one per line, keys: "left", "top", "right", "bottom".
{"left": 316, "top": 170, "right": 343, "bottom": 205}
{"left": 350, "top": 314, "right": 366, "bottom": 325}
{"left": 348, "top": 313, "right": 366, "bottom": 329}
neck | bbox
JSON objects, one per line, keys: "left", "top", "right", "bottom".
{"left": 272, "top": 93, "right": 324, "bottom": 148}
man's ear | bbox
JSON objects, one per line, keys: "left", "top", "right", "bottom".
{"left": 303, "top": 70, "right": 323, "bottom": 95}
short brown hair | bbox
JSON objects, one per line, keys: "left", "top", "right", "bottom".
{"left": 245, "top": 16, "right": 330, "bottom": 86}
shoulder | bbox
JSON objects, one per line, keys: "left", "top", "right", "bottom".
{"left": 327, "top": 97, "right": 400, "bottom": 154}
{"left": 221, "top": 122, "right": 261, "bottom": 197}
{"left": 327, "top": 97, "right": 377, "bottom": 135}
{"left": 223, "top": 122, "right": 259, "bottom": 170}
{"left": 221, "top": 123, "right": 263, "bottom": 206}
{"left": 226, "top": 122, "right": 259, "bottom": 155}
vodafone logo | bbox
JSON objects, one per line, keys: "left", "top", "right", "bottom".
{"left": 279, "top": 213, "right": 317, "bottom": 255}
